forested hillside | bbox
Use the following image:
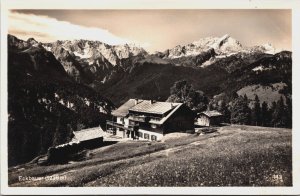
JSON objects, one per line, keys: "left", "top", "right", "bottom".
{"left": 8, "top": 35, "right": 114, "bottom": 166}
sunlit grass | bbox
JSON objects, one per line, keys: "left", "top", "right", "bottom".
{"left": 8, "top": 125, "right": 292, "bottom": 187}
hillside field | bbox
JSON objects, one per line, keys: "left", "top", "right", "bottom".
{"left": 8, "top": 125, "right": 292, "bottom": 187}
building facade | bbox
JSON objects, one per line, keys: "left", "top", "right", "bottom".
{"left": 106, "top": 99, "right": 195, "bottom": 141}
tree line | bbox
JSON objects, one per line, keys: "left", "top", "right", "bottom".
{"left": 223, "top": 94, "right": 292, "bottom": 128}
{"left": 168, "top": 80, "right": 292, "bottom": 128}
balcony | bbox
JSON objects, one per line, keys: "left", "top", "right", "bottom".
{"left": 150, "top": 117, "right": 161, "bottom": 122}
{"left": 106, "top": 120, "right": 138, "bottom": 131}
{"left": 128, "top": 115, "right": 148, "bottom": 122}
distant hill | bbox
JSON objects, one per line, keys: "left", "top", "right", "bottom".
{"left": 98, "top": 62, "right": 228, "bottom": 105}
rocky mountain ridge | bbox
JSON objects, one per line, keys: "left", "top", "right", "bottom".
{"left": 8, "top": 34, "right": 280, "bottom": 85}
{"left": 42, "top": 39, "right": 148, "bottom": 84}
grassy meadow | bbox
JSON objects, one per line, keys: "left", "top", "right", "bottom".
{"left": 8, "top": 125, "right": 292, "bottom": 187}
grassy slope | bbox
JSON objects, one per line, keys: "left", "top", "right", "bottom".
{"left": 8, "top": 125, "right": 292, "bottom": 187}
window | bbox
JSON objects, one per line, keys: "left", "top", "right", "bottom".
{"left": 144, "top": 133, "right": 149, "bottom": 140}
{"left": 129, "top": 120, "right": 139, "bottom": 126}
{"left": 138, "top": 131, "right": 143, "bottom": 138}
{"left": 151, "top": 117, "right": 161, "bottom": 122}
{"left": 151, "top": 124, "right": 157, "bottom": 129}
{"left": 151, "top": 135, "right": 157, "bottom": 141}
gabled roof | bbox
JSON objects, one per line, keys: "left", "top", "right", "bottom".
{"left": 199, "top": 110, "right": 223, "bottom": 117}
{"left": 129, "top": 100, "right": 181, "bottom": 115}
{"left": 111, "top": 99, "right": 137, "bottom": 117}
{"left": 72, "top": 127, "right": 103, "bottom": 142}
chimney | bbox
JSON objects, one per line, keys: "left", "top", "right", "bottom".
{"left": 150, "top": 100, "right": 156, "bottom": 104}
{"left": 135, "top": 98, "right": 138, "bottom": 105}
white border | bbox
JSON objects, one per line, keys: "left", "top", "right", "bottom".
{"left": 1, "top": 0, "right": 300, "bottom": 195}
{"left": 2, "top": 0, "right": 300, "bottom": 9}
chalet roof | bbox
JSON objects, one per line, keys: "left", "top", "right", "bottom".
{"left": 199, "top": 110, "right": 223, "bottom": 117}
{"left": 129, "top": 100, "right": 181, "bottom": 115}
{"left": 111, "top": 99, "right": 137, "bottom": 117}
{"left": 72, "top": 127, "right": 103, "bottom": 142}
{"left": 149, "top": 103, "right": 184, "bottom": 125}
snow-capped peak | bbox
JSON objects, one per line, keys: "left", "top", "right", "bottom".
{"left": 213, "top": 34, "right": 243, "bottom": 53}
{"left": 220, "top": 34, "right": 230, "bottom": 40}
{"left": 246, "top": 43, "right": 277, "bottom": 55}
{"left": 165, "top": 34, "right": 281, "bottom": 59}
{"left": 167, "top": 34, "right": 243, "bottom": 59}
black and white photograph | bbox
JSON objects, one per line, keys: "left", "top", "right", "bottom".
{"left": 1, "top": 0, "right": 300, "bottom": 195}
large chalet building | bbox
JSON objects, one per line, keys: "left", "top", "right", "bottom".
{"left": 106, "top": 99, "right": 195, "bottom": 141}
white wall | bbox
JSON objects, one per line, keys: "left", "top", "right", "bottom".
{"left": 138, "top": 129, "right": 163, "bottom": 141}
{"left": 124, "top": 118, "right": 129, "bottom": 127}
{"left": 197, "top": 116, "right": 210, "bottom": 126}
{"left": 115, "top": 118, "right": 163, "bottom": 140}
{"left": 116, "top": 117, "right": 123, "bottom": 124}
{"left": 116, "top": 129, "right": 125, "bottom": 138}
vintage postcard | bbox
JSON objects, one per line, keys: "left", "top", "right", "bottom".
{"left": 1, "top": 0, "right": 300, "bottom": 195}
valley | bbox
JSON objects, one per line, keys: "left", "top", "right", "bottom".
{"left": 7, "top": 33, "right": 292, "bottom": 168}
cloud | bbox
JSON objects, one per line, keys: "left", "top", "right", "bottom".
{"left": 8, "top": 10, "right": 136, "bottom": 45}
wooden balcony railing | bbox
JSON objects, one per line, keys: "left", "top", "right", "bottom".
{"left": 106, "top": 120, "right": 138, "bottom": 131}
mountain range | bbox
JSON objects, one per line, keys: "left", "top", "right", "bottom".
{"left": 8, "top": 33, "right": 292, "bottom": 107}
{"left": 12, "top": 34, "right": 279, "bottom": 86}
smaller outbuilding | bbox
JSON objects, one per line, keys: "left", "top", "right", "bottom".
{"left": 72, "top": 127, "right": 104, "bottom": 149}
{"left": 46, "top": 127, "right": 104, "bottom": 164}
{"left": 196, "top": 110, "right": 223, "bottom": 127}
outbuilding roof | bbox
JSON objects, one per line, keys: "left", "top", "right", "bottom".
{"left": 72, "top": 127, "right": 104, "bottom": 142}
{"left": 199, "top": 110, "right": 223, "bottom": 117}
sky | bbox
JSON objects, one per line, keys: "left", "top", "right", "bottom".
{"left": 8, "top": 9, "right": 291, "bottom": 52}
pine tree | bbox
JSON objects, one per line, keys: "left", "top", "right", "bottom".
{"left": 230, "top": 96, "right": 251, "bottom": 125}
{"left": 286, "top": 97, "right": 292, "bottom": 128}
{"left": 271, "top": 97, "right": 286, "bottom": 127}
{"left": 261, "top": 101, "right": 270, "bottom": 127}
{"left": 270, "top": 101, "right": 277, "bottom": 127}
{"left": 218, "top": 100, "right": 231, "bottom": 123}
{"left": 243, "top": 94, "right": 249, "bottom": 102}
{"left": 251, "top": 95, "right": 261, "bottom": 126}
